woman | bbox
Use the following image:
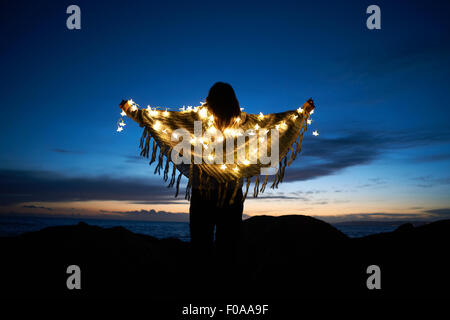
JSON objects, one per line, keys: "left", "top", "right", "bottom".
{"left": 189, "top": 82, "right": 244, "bottom": 263}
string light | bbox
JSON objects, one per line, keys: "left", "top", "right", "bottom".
{"left": 233, "top": 166, "right": 239, "bottom": 172}
{"left": 221, "top": 164, "right": 227, "bottom": 170}
{"left": 199, "top": 107, "right": 208, "bottom": 119}
{"left": 117, "top": 100, "right": 320, "bottom": 161}
{"left": 153, "top": 121, "right": 161, "bottom": 130}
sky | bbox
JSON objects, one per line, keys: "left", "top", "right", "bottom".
{"left": 1, "top": 0, "right": 450, "bottom": 222}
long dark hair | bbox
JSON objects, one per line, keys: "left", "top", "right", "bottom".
{"left": 205, "top": 82, "right": 241, "bottom": 129}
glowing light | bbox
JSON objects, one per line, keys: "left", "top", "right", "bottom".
{"left": 313, "top": 130, "right": 319, "bottom": 136}
{"left": 180, "top": 106, "right": 186, "bottom": 112}
{"left": 199, "top": 107, "right": 208, "bottom": 119}
{"left": 310, "top": 109, "right": 315, "bottom": 115}
{"left": 307, "top": 119, "right": 312, "bottom": 125}
{"left": 258, "top": 112, "right": 264, "bottom": 120}
{"left": 240, "top": 107, "right": 244, "bottom": 111}
{"left": 234, "top": 117, "right": 241, "bottom": 123}
{"left": 186, "top": 106, "right": 193, "bottom": 112}
{"left": 220, "top": 164, "right": 227, "bottom": 170}
{"left": 297, "top": 107, "right": 303, "bottom": 113}
{"left": 162, "top": 128, "right": 168, "bottom": 134}
{"left": 254, "top": 124, "right": 260, "bottom": 130}
{"left": 117, "top": 127, "right": 123, "bottom": 132}
{"left": 233, "top": 166, "right": 239, "bottom": 172}
{"left": 190, "top": 137, "right": 197, "bottom": 145}
{"left": 153, "top": 121, "right": 161, "bottom": 130}
{"left": 243, "top": 159, "right": 250, "bottom": 166}
{"left": 291, "top": 114, "right": 298, "bottom": 120}
{"left": 163, "top": 109, "right": 169, "bottom": 117}
{"left": 217, "top": 136, "right": 224, "bottom": 142}
{"left": 130, "top": 105, "right": 138, "bottom": 112}
{"left": 172, "top": 132, "right": 179, "bottom": 139}
{"left": 147, "top": 106, "right": 158, "bottom": 117}
{"left": 119, "top": 121, "right": 126, "bottom": 127}
{"left": 208, "top": 154, "right": 214, "bottom": 161}
{"left": 120, "top": 111, "right": 126, "bottom": 117}
{"left": 208, "top": 126, "right": 217, "bottom": 134}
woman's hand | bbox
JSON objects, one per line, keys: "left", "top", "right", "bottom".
{"left": 303, "top": 98, "right": 315, "bottom": 114}
{"left": 120, "top": 99, "right": 132, "bottom": 113}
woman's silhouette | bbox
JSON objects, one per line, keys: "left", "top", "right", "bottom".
{"left": 189, "top": 82, "right": 244, "bottom": 263}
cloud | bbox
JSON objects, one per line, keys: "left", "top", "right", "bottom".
{"left": 411, "top": 175, "right": 450, "bottom": 188}
{"left": 22, "top": 205, "right": 52, "bottom": 211}
{"left": 51, "top": 148, "right": 84, "bottom": 154}
{"left": 99, "top": 209, "right": 189, "bottom": 222}
{"left": 317, "top": 207, "right": 450, "bottom": 223}
{"left": 0, "top": 169, "right": 182, "bottom": 206}
{"left": 423, "top": 208, "right": 450, "bottom": 216}
{"left": 283, "top": 128, "right": 450, "bottom": 183}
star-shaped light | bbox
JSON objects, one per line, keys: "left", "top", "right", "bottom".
{"left": 116, "top": 127, "right": 123, "bottom": 132}
{"left": 153, "top": 121, "right": 161, "bottom": 130}
{"left": 313, "top": 130, "right": 319, "bottom": 136}
{"left": 120, "top": 111, "right": 126, "bottom": 117}
{"left": 307, "top": 119, "right": 312, "bottom": 125}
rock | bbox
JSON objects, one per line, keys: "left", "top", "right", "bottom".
{"left": 1, "top": 216, "right": 449, "bottom": 299}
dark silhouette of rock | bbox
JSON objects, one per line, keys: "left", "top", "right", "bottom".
{"left": 1, "top": 216, "right": 449, "bottom": 299}
{"left": 395, "top": 222, "right": 415, "bottom": 232}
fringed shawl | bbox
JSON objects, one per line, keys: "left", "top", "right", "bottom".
{"left": 119, "top": 99, "right": 314, "bottom": 204}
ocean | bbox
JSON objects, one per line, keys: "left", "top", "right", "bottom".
{"left": 0, "top": 215, "right": 407, "bottom": 239}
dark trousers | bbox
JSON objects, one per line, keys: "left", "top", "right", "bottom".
{"left": 189, "top": 188, "right": 243, "bottom": 264}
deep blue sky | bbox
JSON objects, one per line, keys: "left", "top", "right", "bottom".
{"left": 1, "top": 0, "right": 449, "bottom": 221}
